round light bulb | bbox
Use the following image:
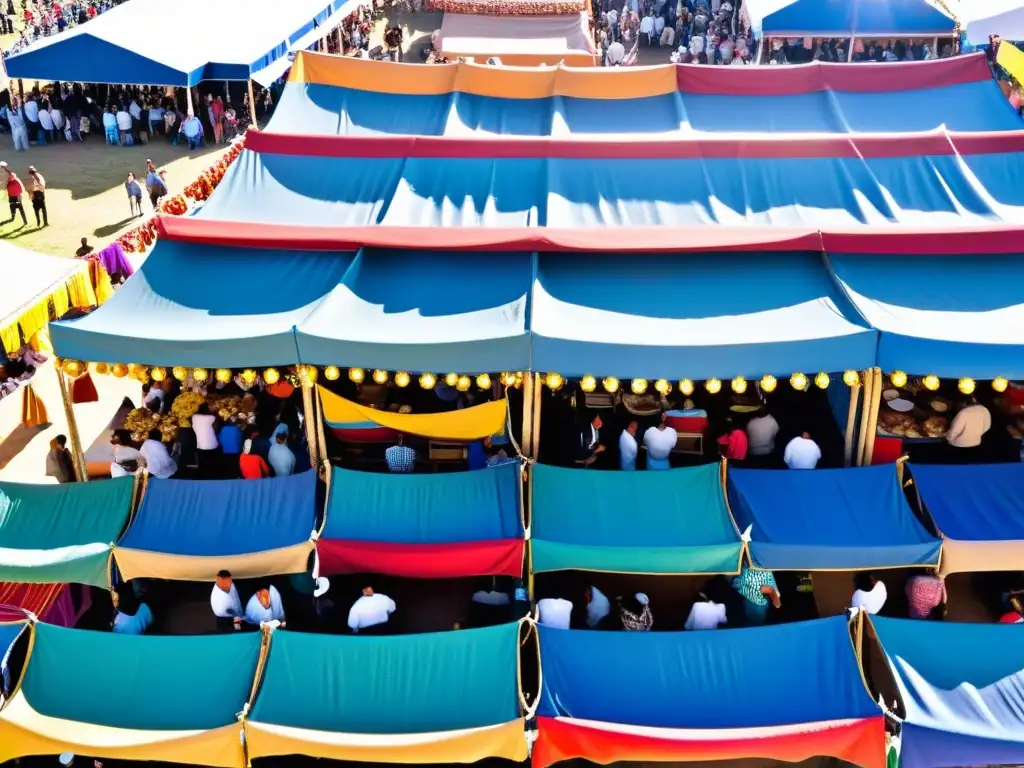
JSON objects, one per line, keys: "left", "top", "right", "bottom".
{"left": 111, "top": 363, "right": 128, "bottom": 378}
{"left": 150, "top": 367, "right": 166, "bottom": 382}
{"left": 395, "top": 371, "right": 411, "bottom": 388}
{"left": 923, "top": 374, "right": 940, "bottom": 391}
{"left": 192, "top": 367, "right": 209, "bottom": 383}
{"left": 240, "top": 369, "right": 257, "bottom": 385}
{"left": 215, "top": 368, "right": 232, "bottom": 384}
{"left": 602, "top": 377, "right": 620, "bottom": 393}
{"left": 445, "top": 373, "right": 459, "bottom": 387}
{"left": 324, "top": 365, "right": 340, "bottom": 381}
{"left": 731, "top": 376, "right": 747, "bottom": 394}
{"left": 500, "top": 372, "right": 518, "bottom": 387}
{"left": 706, "top": 377, "right": 722, "bottom": 394}
{"left": 679, "top": 378, "right": 694, "bottom": 396}
{"left": 475, "top": 373, "right": 491, "bottom": 390}
{"left": 545, "top": 372, "right": 564, "bottom": 391}
{"left": 890, "top": 370, "right": 908, "bottom": 388}
{"left": 264, "top": 368, "right": 280, "bottom": 385}
{"left": 761, "top": 374, "right": 777, "bottom": 393}
{"left": 348, "top": 367, "right": 365, "bottom": 384}
{"left": 814, "top": 372, "right": 830, "bottom": 389}
{"left": 456, "top": 375, "right": 472, "bottom": 392}
{"left": 301, "top": 365, "right": 318, "bottom": 386}
{"left": 631, "top": 378, "right": 648, "bottom": 395}
{"left": 580, "top": 375, "right": 597, "bottom": 393}
{"left": 419, "top": 372, "right": 437, "bottom": 389}
{"left": 958, "top": 377, "right": 976, "bottom": 395}
{"left": 790, "top": 372, "right": 808, "bottom": 391}
{"left": 372, "top": 369, "right": 389, "bottom": 385}
{"left": 842, "top": 370, "right": 859, "bottom": 387}
{"left": 172, "top": 366, "right": 187, "bottom": 381}
{"left": 654, "top": 378, "right": 671, "bottom": 395}
{"left": 993, "top": 376, "right": 1009, "bottom": 393}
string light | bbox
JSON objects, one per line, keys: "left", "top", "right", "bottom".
{"left": 654, "top": 378, "right": 671, "bottom": 395}
{"left": 240, "top": 369, "right": 257, "bottom": 385}
{"left": 580, "top": 375, "right": 597, "bottom": 393}
{"left": 301, "top": 365, "right": 318, "bottom": 386}
{"left": 923, "top": 375, "right": 940, "bottom": 391}
{"left": 172, "top": 366, "right": 187, "bottom": 381}
{"left": 192, "top": 367, "right": 209, "bottom": 383}
{"left": 476, "top": 373, "right": 491, "bottom": 390}
{"left": 324, "top": 366, "right": 340, "bottom": 381}
{"left": 500, "top": 372, "right": 518, "bottom": 387}
{"left": 348, "top": 367, "right": 365, "bottom": 384}
{"left": 264, "top": 368, "right": 280, "bottom": 385}
{"left": 761, "top": 374, "right": 777, "bottom": 393}
{"left": 150, "top": 367, "right": 166, "bottom": 382}
{"left": 993, "top": 377, "right": 1009, "bottom": 393}
{"left": 890, "top": 370, "right": 908, "bottom": 388}
{"left": 372, "top": 369, "right": 389, "bottom": 384}
{"left": 679, "top": 378, "right": 694, "bottom": 396}
{"left": 631, "top": 378, "right": 648, "bottom": 395}
{"left": 395, "top": 371, "right": 411, "bottom": 388}
{"left": 110, "top": 363, "right": 128, "bottom": 378}
{"left": 514, "top": 373, "right": 523, "bottom": 388}
{"left": 445, "top": 373, "right": 459, "bottom": 387}
{"left": 545, "top": 373, "right": 564, "bottom": 391}
{"left": 63, "top": 360, "right": 83, "bottom": 377}
{"left": 706, "top": 377, "right": 722, "bottom": 394}
{"left": 731, "top": 376, "right": 747, "bottom": 394}
{"left": 215, "top": 368, "right": 232, "bottom": 384}
{"left": 602, "top": 377, "right": 620, "bottom": 393}
{"left": 456, "top": 375, "right": 472, "bottom": 392}
{"left": 958, "top": 377, "right": 975, "bottom": 395}
{"left": 843, "top": 370, "right": 859, "bottom": 387}
{"left": 814, "top": 372, "right": 830, "bottom": 389}
{"left": 92, "top": 362, "right": 109, "bottom": 375}
{"left": 790, "top": 372, "right": 808, "bottom": 391}
{"left": 419, "top": 372, "right": 437, "bottom": 389}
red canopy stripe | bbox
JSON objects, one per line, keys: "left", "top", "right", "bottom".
{"left": 317, "top": 538, "right": 524, "bottom": 579}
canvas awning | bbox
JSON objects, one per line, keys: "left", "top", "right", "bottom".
{"left": 5, "top": 0, "right": 356, "bottom": 85}
{"left": 0, "top": 477, "right": 133, "bottom": 588}
{"left": 319, "top": 463, "right": 523, "bottom": 578}
{"left": 728, "top": 465, "right": 941, "bottom": 570}
{"left": 831, "top": 253, "right": 1024, "bottom": 379}
{"left": 535, "top": 616, "right": 883, "bottom": 768}
{"left": 295, "top": 248, "right": 533, "bottom": 373}
{"left": 438, "top": 13, "right": 596, "bottom": 67}
{"left": 871, "top": 616, "right": 1024, "bottom": 768}
{"left": 531, "top": 463, "right": 742, "bottom": 575}
{"left": 963, "top": 1, "right": 1024, "bottom": 46}
{"left": 113, "top": 472, "right": 317, "bottom": 581}
{"left": 910, "top": 463, "right": 1024, "bottom": 574}
{"left": 762, "top": 0, "right": 953, "bottom": 37}
{"left": 530, "top": 251, "right": 874, "bottom": 379}
{"left": 0, "top": 623, "right": 261, "bottom": 765}
{"left": 245, "top": 622, "right": 527, "bottom": 762}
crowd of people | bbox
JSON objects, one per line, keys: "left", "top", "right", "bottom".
{"left": 2, "top": 0, "right": 127, "bottom": 57}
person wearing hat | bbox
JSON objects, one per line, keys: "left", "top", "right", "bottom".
{"left": 27, "top": 166, "right": 46, "bottom": 227}
{"left": 347, "top": 584, "right": 396, "bottom": 634}
{"left": 0, "top": 164, "right": 26, "bottom": 226}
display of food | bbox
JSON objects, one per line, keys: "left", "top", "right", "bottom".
{"left": 877, "top": 401, "right": 949, "bottom": 440}
{"left": 125, "top": 393, "right": 252, "bottom": 443}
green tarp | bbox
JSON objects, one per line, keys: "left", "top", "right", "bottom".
{"left": 0, "top": 477, "right": 133, "bottom": 587}
{"left": 531, "top": 463, "right": 742, "bottom": 574}
{"left": 21, "top": 623, "right": 261, "bottom": 730}
{"left": 249, "top": 623, "right": 520, "bottom": 733}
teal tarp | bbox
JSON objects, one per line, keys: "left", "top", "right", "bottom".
{"left": 531, "top": 463, "right": 742, "bottom": 574}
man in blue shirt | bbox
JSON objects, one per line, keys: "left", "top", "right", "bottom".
{"left": 385, "top": 435, "right": 415, "bottom": 473}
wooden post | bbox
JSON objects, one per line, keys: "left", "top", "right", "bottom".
{"left": 300, "top": 377, "right": 321, "bottom": 472}
{"left": 843, "top": 380, "right": 862, "bottom": 467}
{"left": 863, "top": 368, "right": 883, "bottom": 466}
{"left": 247, "top": 79, "right": 259, "bottom": 130}
{"left": 55, "top": 368, "right": 88, "bottom": 482}
{"left": 185, "top": 85, "right": 194, "bottom": 116}
{"left": 521, "top": 373, "right": 535, "bottom": 459}
{"left": 855, "top": 368, "right": 875, "bottom": 467}
{"left": 531, "top": 373, "right": 542, "bottom": 461}
{"left": 314, "top": 384, "right": 329, "bottom": 479}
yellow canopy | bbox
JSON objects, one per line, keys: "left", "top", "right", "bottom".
{"left": 319, "top": 387, "right": 507, "bottom": 441}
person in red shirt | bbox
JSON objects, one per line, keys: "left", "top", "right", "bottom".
{"left": 717, "top": 417, "right": 748, "bottom": 463}
{"left": 239, "top": 433, "right": 270, "bottom": 479}
{"left": 2, "top": 167, "right": 27, "bottom": 226}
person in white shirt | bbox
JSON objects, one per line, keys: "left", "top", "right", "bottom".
{"left": 139, "top": 429, "right": 178, "bottom": 479}
{"left": 191, "top": 403, "right": 220, "bottom": 477}
{"left": 245, "top": 584, "right": 286, "bottom": 627}
{"left": 109, "top": 430, "right": 141, "bottom": 478}
{"left": 210, "top": 569, "right": 243, "bottom": 631}
{"left": 684, "top": 589, "right": 727, "bottom": 630}
{"left": 619, "top": 420, "right": 638, "bottom": 470}
{"left": 746, "top": 409, "right": 780, "bottom": 458}
{"left": 783, "top": 431, "right": 821, "bottom": 470}
{"left": 142, "top": 382, "right": 165, "bottom": 412}
{"left": 348, "top": 585, "right": 396, "bottom": 634}
{"left": 128, "top": 99, "right": 142, "bottom": 121}
{"left": 116, "top": 108, "right": 133, "bottom": 141}
{"left": 643, "top": 413, "right": 678, "bottom": 470}
{"left": 37, "top": 105, "right": 54, "bottom": 143}
{"left": 102, "top": 107, "right": 119, "bottom": 144}
{"left": 850, "top": 572, "right": 887, "bottom": 615}
{"left": 585, "top": 585, "right": 610, "bottom": 628}
{"left": 23, "top": 97, "right": 39, "bottom": 142}
{"left": 639, "top": 11, "right": 654, "bottom": 45}
{"left": 690, "top": 33, "right": 704, "bottom": 56}
{"left": 8, "top": 99, "right": 28, "bottom": 152}
{"left": 537, "top": 596, "right": 573, "bottom": 629}
{"left": 606, "top": 40, "right": 625, "bottom": 65}
{"left": 653, "top": 14, "right": 665, "bottom": 42}
{"left": 946, "top": 397, "right": 991, "bottom": 451}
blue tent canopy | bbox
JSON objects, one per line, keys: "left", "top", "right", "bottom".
{"left": 324, "top": 463, "right": 522, "bottom": 544}
{"left": 531, "top": 251, "right": 875, "bottom": 379}
{"left": 538, "top": 616, "right": 878, "bottom": 727}
{"left": 728, "top": 465, "right": 940, "bottom": 570}
{"left": 49, "top": 240, "right": 355, "bottom": 368}
{"left": 295, "top": 248, "right": 533, "bottom": 373}
{"left": 196, "top": 149, "right": 1024, "bottom": 230}
{"left": 114, "top": 472, "right": 317, "bottom": 581}
{"left": 268, "top": 77, "right": 1019, "bottom": 137}
{"left": 911, "top": 463, "right": 1024, "bottom": 542}
{"left": 832, "top": 253, "right": 1024, "bottom": 378}
{"left": 531, "top": 463, "right": 742, "bottom": 574}
{"left": 762, "top": 0, "right": 953, "bottom": 37}
{"left": 872, "top": 617, "right": 1024, "bottom": 768}
{"left": 5, "top": 0, "right": 358, "bottom": 85}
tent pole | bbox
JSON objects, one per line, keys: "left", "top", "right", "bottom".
{"left": 521, "top": 373, "right": 534, "bottom": 459}
{"left": 300, "top": 376, "right": 321, "bottom": 473}
{"left": 314, "top": 384, "right": 329, "bottom": 479}
{"left": 185, "top": 86, "right": 194, "bottom": 116}
{"left": 247, "top": 80, "right": 259, "bottom": 130}
{"left": 531, "top": 373, "right": 542, "bottom": 461}
{"left": 855, "top": 368, "right": 874, "bottom": 467}
{"left": 863, "top": 368, "right": 883, "bottom": 466}
{"left": 55, "top": 368, "right": 88, "bottom": 482}
{"left": 843, "top": 381, "right": 861, "bottom": 467}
